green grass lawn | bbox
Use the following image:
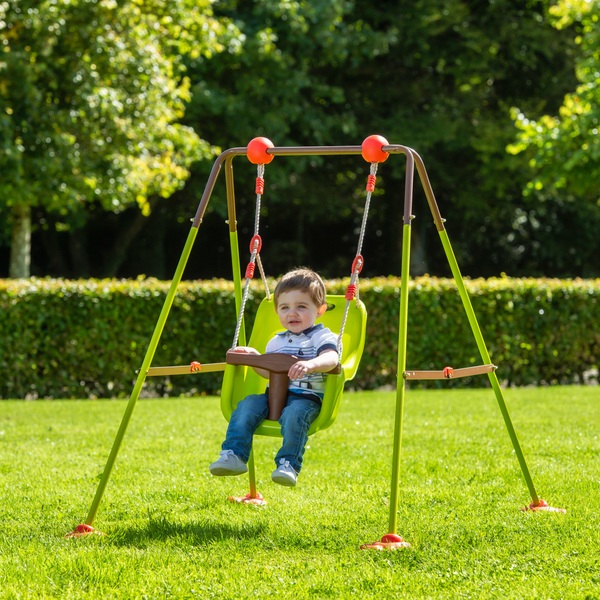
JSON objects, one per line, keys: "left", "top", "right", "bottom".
{"left": 0, "top": 386, "right": 598, "bottom": 599}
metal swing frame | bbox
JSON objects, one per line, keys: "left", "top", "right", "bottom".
{"left": 68, "top": 140, "right": 563, "bottom": 543}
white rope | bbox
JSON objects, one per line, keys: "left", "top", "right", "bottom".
{"left": 355, "top": 162, "right": 378, "bottom": 258}
{"left": 337, "top": 162, "right": 378, "bottom": 355}
{"left": 256, "top": 254, "right": 271, "bottom": 301}
{"left": 232, "top": 159, "right": 379, "bottom": 356}
{"left": 231, "top": 262, "right": 255, "bottom": 349}
{"left": 253, "top": 164, "right": 264, "bottom": 236}
{"left": 231, "top": 164, "right": 270, "bottom": 349}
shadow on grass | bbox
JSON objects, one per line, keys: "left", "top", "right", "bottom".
{"left": 109, "top": 514, "right": 268, "bottom": 547}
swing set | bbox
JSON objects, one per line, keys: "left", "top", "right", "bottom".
{"left": 67, "top": 135, "right": 564, "bottom": 549}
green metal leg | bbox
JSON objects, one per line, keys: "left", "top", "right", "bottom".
{"left": 247, "top": 451, "right": 258, "bottom": 498}
{"left": 388, "top": 224, "right": 412, "bottom": 535}
{"left": 226, "top": 450, "right": 266, "bottom": 505}
{"left": 438, "top": 229, "right": 539, "bottom": 504}
{"left": 83, "top": 227, "right": 199, "bottom": 526}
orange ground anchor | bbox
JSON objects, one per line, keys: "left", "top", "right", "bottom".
{"left": 228, "top": 492, "right": 267, "bottom": 506}
{"left": 360, "top": 533, "right": 411, "bottom": 550}
{"left": 521, "top": 498, "right": 566, "bottom": 513}
{"left": 65, "top": 523, "right": 105, "bottom": 538}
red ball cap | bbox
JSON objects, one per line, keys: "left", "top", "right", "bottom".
{"left": 247, "top": 137, "right": 275, "bottom": 164}
{"left": 361, "top": 135, "right": 390, "bottom": 163}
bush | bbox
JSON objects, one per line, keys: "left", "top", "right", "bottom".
{"left": 0, "top": 276, "right": 598, "bottom": 399}
{"left": 349, "top": 276, "right": 600, "bottom": 389}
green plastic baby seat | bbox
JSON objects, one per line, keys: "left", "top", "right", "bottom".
{"left": 220, "top": 294, "right": 367, "bottom": 437}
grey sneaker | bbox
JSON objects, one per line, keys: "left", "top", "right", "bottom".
{"left": 210, "top": 450, "right": 248, "bottom": 476}
{"left": 271, "top": 459, "right": 298, "bottom": 487}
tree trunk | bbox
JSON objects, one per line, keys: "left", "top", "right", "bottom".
{"left": 9, "top": 204, "right": 32, "bottom": 279}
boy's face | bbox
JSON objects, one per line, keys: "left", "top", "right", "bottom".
{"left": 275, "top": 289, "right": 327, "bottom": 334}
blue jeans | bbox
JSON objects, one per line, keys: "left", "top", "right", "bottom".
{"left": 222, "top": 392, "right": 321, "bottom": 473}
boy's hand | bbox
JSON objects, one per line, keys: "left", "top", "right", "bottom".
{"left": 232, "top": 346, "right": 260, "bottom": 355}
{"left": 288, "top": 360, "right": 311, "bottom": 380}
{"left": 288, "top": 350, "right": 338, "bottom": 379}
{"left": 231, "top": 346, "right": 268, "bottom": 378}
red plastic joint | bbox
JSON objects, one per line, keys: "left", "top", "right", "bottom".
{"left": 65, "top": 523, "right": 104, "bottom": 538}
{"left": 351, "top": 254, "right": 364, "bottom": 275}
{"left": 443, "top": 366, "right": 454, "bottom": 378}
{"left": 345, "top": 283, "right": 357, "bottom": 300}
{"left": 381, "top": 533, "right": 404, "bottom": 544}
{"left": 245, "top": 263, "right": 256, "bottom": 279}
{"left": 228, "top": 492, "right": 267, "bottom": 506}
{"left": 360, "top": 532, "right": 410, "bottom": 550}
{"left": 255, "top": 176, "right": 265, "bottom": 195}
{"left": 522, "top": 498, "right": 566, "bottom": 513}
{"left": 366, "top": 174, "right": 377, "bottom": 192}
{"left": 249, "top": 234, "right": 262, "bottom": 253}
{"left": 190, "top": 361, "right": 201, "bottom": 372}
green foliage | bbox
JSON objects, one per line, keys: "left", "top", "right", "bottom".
{"left": 0, "top": 277, "right": 244, "bottom": 399}
{"left": 1, "top": 0, "right": 595, "bottom": 279}
{"left": 0, "top": 388, "right": 598, "bottom": 597}
{"left": 348, "top": 276, "right": 600, "bottom": 389}
{"left": 0, "top": 0, "right": 224, "bottom": 220}
{"left": 509, "top": 0, "right": 600, "bottom": 202}
{"left": 181, "top": 0, "right": 584, "bottom": 280}
{"left": 0, "top": 276, "right": 597, "bottom": 399}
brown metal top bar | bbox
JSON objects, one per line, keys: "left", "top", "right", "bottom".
{"left": 260, "top": 144, "right": 419, "bottom": 158}
{"left": 265, "top": 145, "right": 363, "bottom": 156}
{"left": 193, "top": 143, "right": 445, "bottom": 232}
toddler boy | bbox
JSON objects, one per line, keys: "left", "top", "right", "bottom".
{"left": 210, "top": 267, "right": 339, "bottom": 486}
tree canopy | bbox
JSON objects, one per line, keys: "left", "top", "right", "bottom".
{"left": 504, "top": 0, "right": 600, "bottom": 276}
{"left": 182, "top": 0, "right": 590, "bottom": 279}
{"left": 0, "top": 0, "right": 231, "bottom": 276}
{"left": 0, "top": 0, "right": 598, "bottom": 279}
{"left": 509, "top": 0, "right": 599, "bottom": 202}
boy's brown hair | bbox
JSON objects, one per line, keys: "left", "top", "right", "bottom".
{"left": 273, "top": 268, "right": 327, "bottom": 308}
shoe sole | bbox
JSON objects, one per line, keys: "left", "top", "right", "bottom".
{"left": 271, "top": 473, "right": 297, "bottom": 487}
{"left": 210, "top": 466, "right": 248, "bottom": 476}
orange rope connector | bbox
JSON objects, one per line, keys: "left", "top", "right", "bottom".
{"left": 366, "top": 173, "right": 377, "bottom": 193}
{"left": 351, "top": 254, "right": 364, "bottom": 275}
{"left": 249, "top": 234, "right": 262, "bottom": 253}
{"left": 443, "top": 366, "right": 454, "bottom": 379}
{"left": 190, "top": 361, "right": 201, "bottom": 372}
{"left": 245, "top": 262, "right": 256, "bottom": 278}
{"left": 255, "top": 176, "right": 265, "bottom": 195}
{"left": 345, "top": 283, "right": 357, "bottom": 300}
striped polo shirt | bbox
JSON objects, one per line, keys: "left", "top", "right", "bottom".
{"left": 266, "top": 324, "right": 338, "bottom": 399}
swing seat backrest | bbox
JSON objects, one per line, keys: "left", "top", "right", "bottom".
{"left": 220, "top": 295, "right": 367, "bottom": 437}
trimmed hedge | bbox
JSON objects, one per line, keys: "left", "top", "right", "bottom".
{"left": 0, "top": 277, "right": 598, "bottom": 399}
